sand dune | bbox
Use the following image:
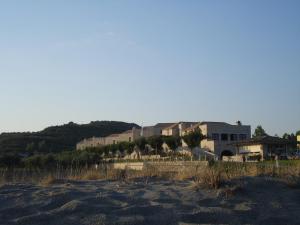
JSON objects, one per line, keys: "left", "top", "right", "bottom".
{"left": 0, "top": 177, "right": 300, "bottom": 225}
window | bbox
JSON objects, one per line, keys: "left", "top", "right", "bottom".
{"left": 221, "top": 134, "right": 228, "bottom": 141}
{"left": 239, "top": 134, "right": 247, "bottom": 140}
{"left": 230, "top": 134, "right": 238, "bottom": 141}
{"left": 129, "top": 137, "right": 132, "bottom": 142}
{"left": 212, "top": 133, "right": 219, "bottom": 141}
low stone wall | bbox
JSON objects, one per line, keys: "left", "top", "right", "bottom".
{"left": 223, "top": 155, "right": 244, "bottom": 162}
{"left": 112, "top": 161, "right": 208, "bottom": 171}
{"left": 146, "top": 161, "right": 208, "bottom": 172}
{"left": 113, "top": 162, "right": 144, "bottom": 171}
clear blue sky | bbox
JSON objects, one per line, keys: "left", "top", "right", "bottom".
{"left": 0, "top": 0, "right": 299, "bottom": 135}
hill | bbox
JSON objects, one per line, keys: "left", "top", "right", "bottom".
{"left": 0, "top": 121, "right": 140, "bottom": 155}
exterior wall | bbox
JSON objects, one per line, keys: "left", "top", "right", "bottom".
{"left": 106, "top": 128, "right": 141, "bottom": 145}
{"left": 104, "top": 135, "right": 119, "bottom": 145}
{"left": 142, "top": 126, "right": 161, "bottom": 138}
{"left": 201, "top": 139, "right": 215, "bottom": 152}
{"left": 162, "top": 128, "right": 171, "bottom": 136}
{"left": 162, "top": 127, "right": 179, "bottom": 136}
{"left": 238, "top": 144, "right": 263, "bottom": 154}
{"left": 238, "top": 144, "right": 264, "bottom": 160}
{"left": 199, "top": 124, "right": 208, "bottom": 136}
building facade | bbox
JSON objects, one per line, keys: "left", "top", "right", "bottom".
{"left": 76, "top": 121, "right": 251, "bottom": 159}
{"left": 181, "top": 121, "right": 251, "bottom": 158}
{"left": 297, "top": 135, "right": 300, "bottom": 149}
{"left": 161, "top": 121, "right": 251, "bottom": 159}
{"left": 76, "top": 127, "right": 141, "bottom": 150}
{"left": 232, "top": 136, "right": 294, "bottom": 161}
{"left": 141, "top": 123, "right": 174, "bottom": 138}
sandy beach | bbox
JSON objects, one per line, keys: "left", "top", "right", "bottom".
{"left": 0, "top": 177, "right": 300, "bottom": 225}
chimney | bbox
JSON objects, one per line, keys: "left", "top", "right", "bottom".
{"left": 236, "top": 121, "right": 242, "bottom": 126}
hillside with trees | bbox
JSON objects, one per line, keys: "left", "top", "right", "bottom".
{"left": 0, "top": 121, "right": 140, "bottom": 155}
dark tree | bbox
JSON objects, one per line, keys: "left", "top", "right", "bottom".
{"left": 147, "top": 136, "right": 164, "bottom": 152}
{"left": 134, "top": 137, "right": 147, "bottom": 150}
{"left": 283, "top": 133, "right": 295, "bottom": 140}
{"left": 182, "top": 128, "right": 205, "bottom": 148}
{"left": 253, "top": 125, "right": 267, "bottom": 138}
{"left": 282, "top": 133, "right": 297, "bottom": 148}
{"left": 162, "top": 136, "right": 181, "bottom": 150}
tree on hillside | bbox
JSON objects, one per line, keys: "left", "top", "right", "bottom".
{"left": 182, "top": 128, "right": 205, "bottom": 149}
{"left": 38, "top": 140, "right": 46, "bottom": 152}
{"left": 296, "top": 130, "right": 300, "bottom": 136}
{"left": 26, "top": 142, "right": 35, "bottom": 153}
{"left": 253, "top": 125, "right": 267, "bottom": 138}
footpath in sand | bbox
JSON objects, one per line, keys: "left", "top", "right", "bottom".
{"left": 0, "top": 177, "right": 300, "bottom": 225}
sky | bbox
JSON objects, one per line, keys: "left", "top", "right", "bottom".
{"left": 0, "top": 0, "right": 299, "bottom": 135}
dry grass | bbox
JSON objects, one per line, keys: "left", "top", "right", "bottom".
{"left": 190, "top": 162, "right": 300, "bottom": 190}
{"left": 106, "top": 169, "right": 128, "bottom": 180}
{"left": 69, "top": 169, "right": 105, "bottom": 181}
{"left": 172, "top": 168, "right": 198, "bottom": 180}
{"left": 1, "top": 161, "right": 300, "bottom": 190}
{"left": 39, "top": 175, "right": 57, "bottom": 187}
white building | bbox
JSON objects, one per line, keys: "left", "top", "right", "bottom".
{"left": 182, "top": 121, "right": 251, "bottom": 159}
